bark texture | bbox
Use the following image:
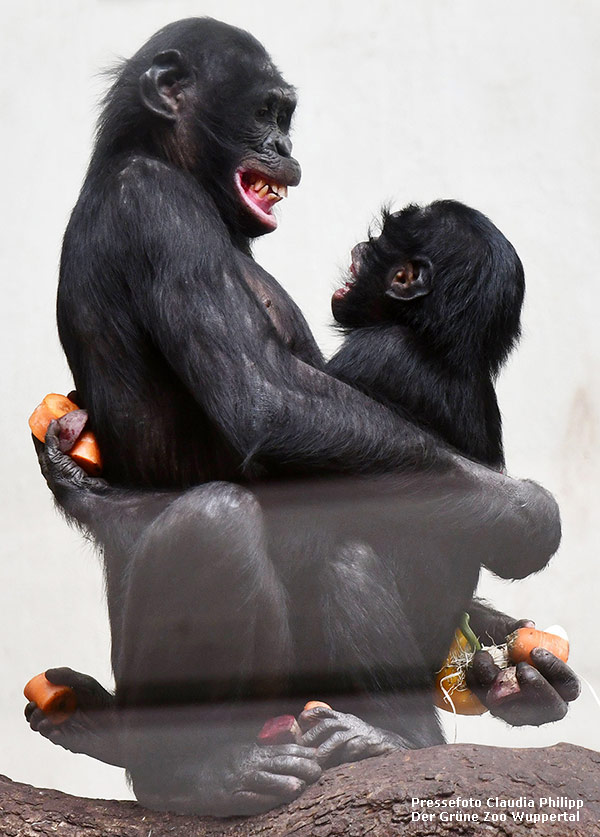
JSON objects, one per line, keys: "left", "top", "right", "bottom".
{"left": 1, "top": 742, "right": 599, "bottom": 836}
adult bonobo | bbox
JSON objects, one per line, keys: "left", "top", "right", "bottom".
{"left": 28, "top": 18, "right": 565, "bottom": 816}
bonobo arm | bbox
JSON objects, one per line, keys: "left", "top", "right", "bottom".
{"left": 466, "top": 599, "right": 580, "bottom": 725}
{"left": 106, "top": 166, "right": 558, "bottom": 571}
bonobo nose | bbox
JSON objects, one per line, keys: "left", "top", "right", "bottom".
{"left": 275, "top": 135, "right": 293, "bottom": 158}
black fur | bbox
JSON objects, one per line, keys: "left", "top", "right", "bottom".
{"left": 328, "top": 201, "right": 525, "bottom": 469}
{"left": 33, "top": 19, "right": 563, "bottom": 817}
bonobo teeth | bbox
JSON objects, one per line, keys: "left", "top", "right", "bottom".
{"left": 249, "top": 177, "right": 287, "bottom": 200}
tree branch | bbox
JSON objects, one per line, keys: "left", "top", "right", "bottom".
{"left": 2, "top": 743, "right": 599, "bottom": 836}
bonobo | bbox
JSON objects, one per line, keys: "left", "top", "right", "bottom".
{"left": 26, "top": 18, "right": 568, "bottom": 817}
{"left": 328, "top": 200, "right": 524, "bottom": 470}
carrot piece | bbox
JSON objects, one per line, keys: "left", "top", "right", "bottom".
{"left": 302, "top": 700, "right": 332, "bottom": 712}
{"left": 70, "top": 430, "right": 103, "bottom": 476}
{"left": 433, "top": 628, "right": 488, "bottom": 715}
{"left": 23, "top": 673, "right": 77, "bottom": 725}
{"left": 28, "top": 392, "right": 102, "bottom": 475}
{"left": 28, "top": 393, "right": 79, "bottom": 442}
{"left": 507, "top": 627, "right": 569, "bottom": 666}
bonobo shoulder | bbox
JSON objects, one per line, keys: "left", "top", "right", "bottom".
{"left": 114, "top": 155, "right": 201, "bottom": 203}
{"left": 109, "top": 153, "right": 225, "bottom": 237}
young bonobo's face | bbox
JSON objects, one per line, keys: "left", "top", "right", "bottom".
{"left": 332, "top": 205, "right": 432, "bottom": 328}
{"left": 332, "top": 200, "right": 525, "bottom": 366}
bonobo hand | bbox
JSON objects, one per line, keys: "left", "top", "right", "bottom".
{"left": 298, "top": 706, "right": 404, "bottom": 768}
{"left": 133, "top": 743, "right": 322, "bottom": 816}
{"left": 466, "top": 643, "right": 580, "bottom": 727}
{"left": 24, "top": 667, "right": 123, "bottom": 766}
{"left": 33, "top": 420, "right": 107, "bottom": 504}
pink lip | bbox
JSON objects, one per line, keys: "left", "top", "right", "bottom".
{"left": 234, "top": 170, "right": 284, "bottom": 231}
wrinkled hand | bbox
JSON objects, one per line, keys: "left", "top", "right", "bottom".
{"left": 298, "top": 706, "right": 404, "bottom": 768}
{"left": 33, "top": 420, "right": 107, "bottom": 498}
{"left": 467, "top": 647, "right": 580, "bottom": 726}
{"left": 134, "top": 742, "right": 322, "bottom": 816}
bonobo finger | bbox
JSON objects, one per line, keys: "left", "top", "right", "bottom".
{"left": 249, "top": 771, "right": 306, "bottom": 800}
{"left": 516, "top": 662, "right": 568, "bottom": 721}
{"left": 298, "top": 705, "right": 336, "bottom": 731}
{"left": 44, "top": 667, "right": 113, "bottom": 708}
{"left": 300, "top": 718, "right": 348, "bottom": 747}
{"left": 529, "top": 648, "right": 581, "bottom": 702}
{"left": 262, "top": 755, "right": 321, "bottom": 784}
{"left": 25, "top": 705, "right": 46, "bottom": 730}
{"left": 316, "top": 730, "right": 352, "bottom": 765}
{"left": 264, "top": 744, "right": 320, "bottom": 760}
{"left": 466, "top": 650, "right": 501, "bottom": 702}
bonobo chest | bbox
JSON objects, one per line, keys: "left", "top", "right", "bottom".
{"left": 243, "top": 269, "right": 301, "bottom": 351}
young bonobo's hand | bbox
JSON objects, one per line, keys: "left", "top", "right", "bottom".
{"left": 24, "top": 667, "right": 123, "bottom": 767}
{"left": 466, "top": 647, "right": 580, "bottom": 726}
{"left": 33, "top": 420, "right": 107, "bottom": 498}
{"left": 298, "top": 706, "right": 404, "bottom": 768}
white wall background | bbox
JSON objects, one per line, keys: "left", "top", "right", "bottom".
{"left": 2, "top": 0, "right": 599, "bottom": 801}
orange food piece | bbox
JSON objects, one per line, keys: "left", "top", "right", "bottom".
{"left": 28, "top": 392, "right": 102, "bottom": 475}
{"left": 303, "top": 700, "right": 332, "bottom": 712}
{"left": 507, "top": 628, "right": 569, "bottom": 666}
{"left": 28, "top": 393, "right": 79, "bottom": 442}
{"left": 70, "top": 430, "right": 103, "bottom": 476}
{"left": 433, "top": 629, "right": 488, "bottom": 716}
{"left": 23, "top": 673, "right": 77, "bottom": 725}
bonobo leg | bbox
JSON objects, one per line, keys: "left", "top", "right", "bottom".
{"left": 114, "top": 482, "right": 321, "bottom": 816}
{"left": 298, "top": 541, "right": 442, "bottom": 766}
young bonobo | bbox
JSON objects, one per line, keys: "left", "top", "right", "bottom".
{"left": 327, "top": 200, "right": 525, "bottom": 470}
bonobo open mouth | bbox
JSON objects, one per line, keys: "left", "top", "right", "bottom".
{"left": 234, "top": 169, "right": 290, "bottom": 231}
{"left": 332, "top": 242, "right": 365, "bottom": 303}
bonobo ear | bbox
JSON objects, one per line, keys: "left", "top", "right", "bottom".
{"left": 385, "top": 257, "right": 433, "bottom": 301}
{"left": 139, "top": 50, "right": 193, "bottom": 121}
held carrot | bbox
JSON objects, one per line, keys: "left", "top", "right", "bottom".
{"left": 70, "top": 430, "right": 103, "bottom": 476}
{"left": 433, "top": 625, "right": 488, "bottom": 716}
{"left": 23, "top": 673, "right": 77, "bottom": 725}
{"left": 302, "top": 700, "right": 332, "bottom": 712}
{"left": 28, "top": 392, "right": 103, "bottom": 475}
{"left": 28, "top": 393, "right": 80, "bottom": 442}
{"left": 507, "top": 627, "right": 569, "bottom": 666}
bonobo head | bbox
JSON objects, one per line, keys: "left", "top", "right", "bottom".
{"left": 94, "top": 18, "right": 301, "bottom": 239}
{"left": 332, "top": 200, "right": 525, "bottom": 373}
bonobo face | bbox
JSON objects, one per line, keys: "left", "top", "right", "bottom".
{"left": 234, "top": 84, "right": 301, "bottom": 235}
{"left": 332, "top": 206, "right": 432, "bottom": 328}
{"left": 136, "top": 18, "right": 301, "bottom": 238}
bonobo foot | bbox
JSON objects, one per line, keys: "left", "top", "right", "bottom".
{"left": 24, "top": 667, "right": 124, "bottom": 767}
{"left": 131, "top": 742, "right": 322, "bottom": 816}
{"left": 299, "top": 705, "right": 406, "bottom": 768}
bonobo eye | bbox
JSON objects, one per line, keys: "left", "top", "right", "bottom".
{"left": 256, "top": 106, "right": 270, "bottom": 120}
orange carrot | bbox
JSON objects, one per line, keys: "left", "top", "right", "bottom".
{"left": 70, "top": 430, "right": 103, "bottom": 476}
{"left": 433, "top": 628, "right": 488, "bottom": 716}
{"left": 28, "top": 393, "right": 79, "bottom": 442}
{"left": 302, "top": 700, "right": 332, "bottom": 712}
{"left": 28, "top": 393, "right": 102, "bottom": 475}
{"left": 23, "top": 673, "right": 77, "bottom": 725}
{"left": 507, "top": 628, "right": 569, "bottom": 666}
